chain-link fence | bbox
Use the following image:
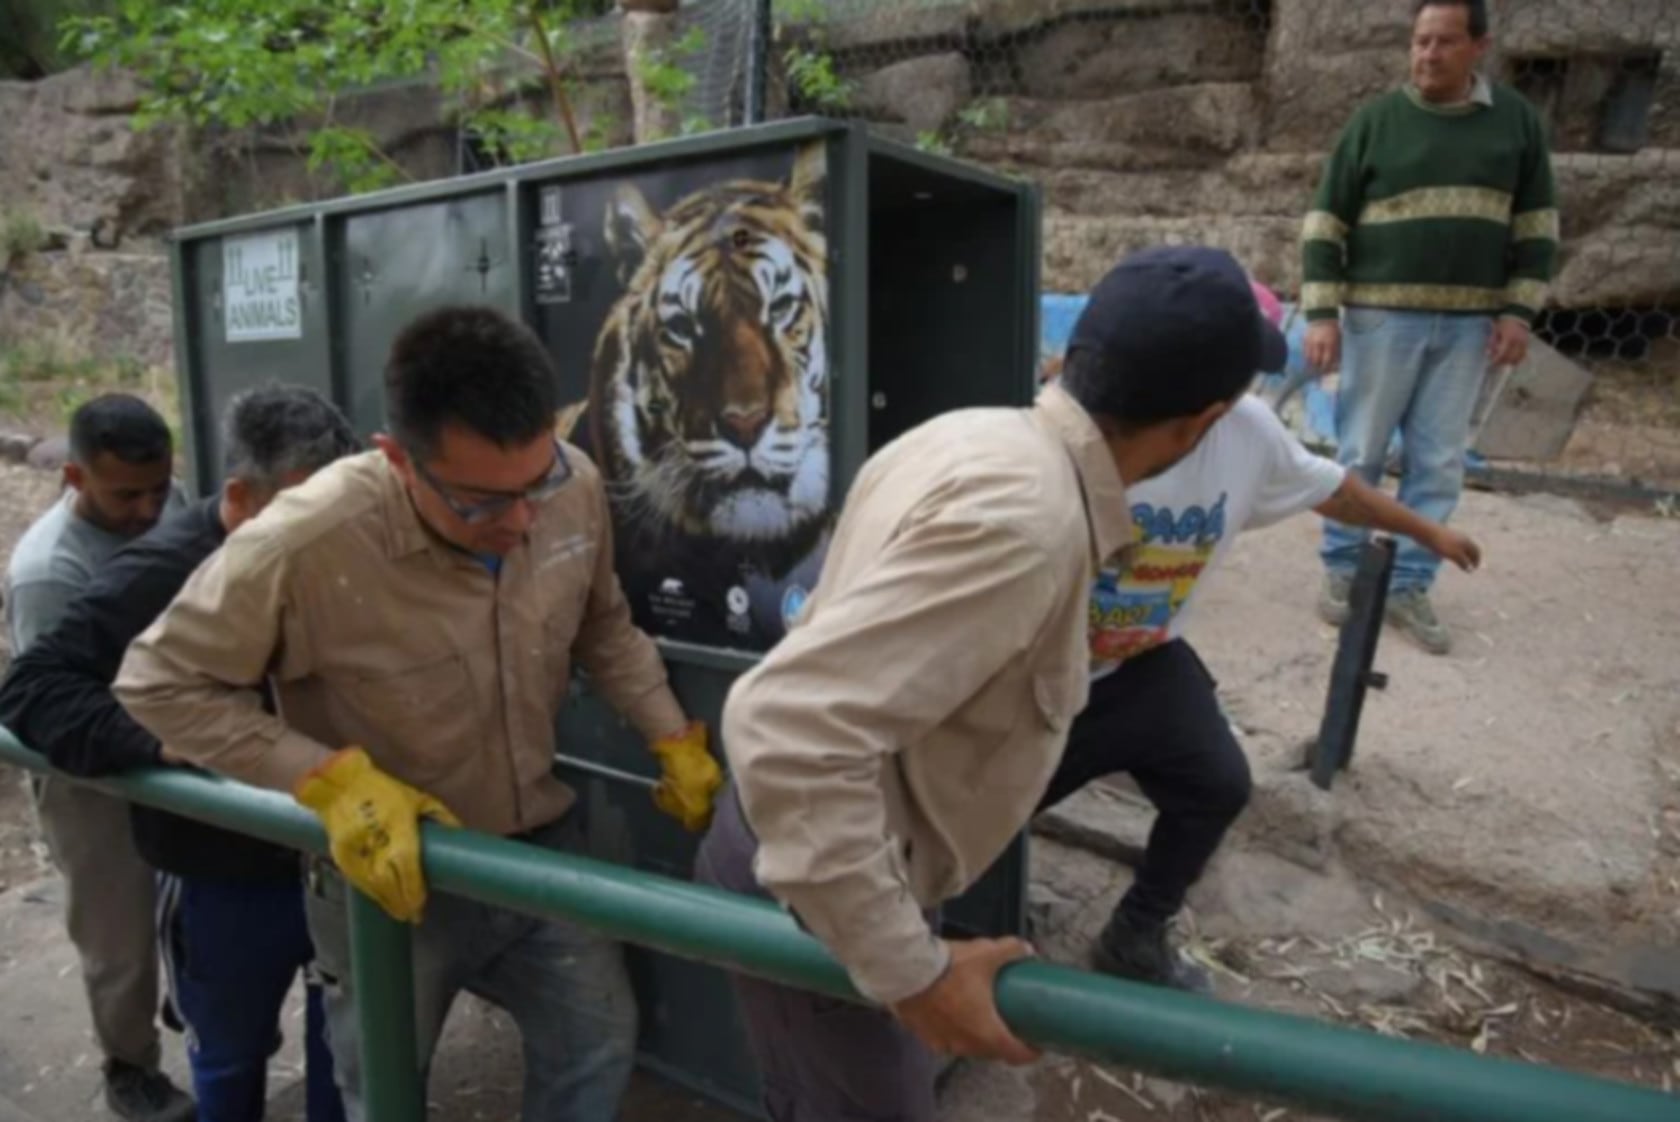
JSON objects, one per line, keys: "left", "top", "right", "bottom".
{"left": 672, "top": 0, "right": 1680, "bottom": 499}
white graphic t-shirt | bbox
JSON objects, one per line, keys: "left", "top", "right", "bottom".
{"left": 1089, "top": 395, "right": 1346, "bottom": 679}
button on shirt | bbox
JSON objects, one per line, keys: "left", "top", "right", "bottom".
{"left": 115, "top": 449, "right": 685, "bottom": 837}
{"left": 722, "top": 384, "right": 1133, "bottom": 1005}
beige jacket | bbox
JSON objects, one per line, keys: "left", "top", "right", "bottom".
{"left": 115, "top": 449, "right": 684, "bottom": 837}
{"left": 723, "top": 385, "right": 1133, "bottom": 1004}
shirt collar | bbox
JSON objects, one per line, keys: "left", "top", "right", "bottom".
{"left": 376, "top": 454, "right": 531, "bottom": 576}
{"left": 376, "top": 455, "right": 445, "bottom": 561}
{"left": 199, "top": 494, "right": 228, "bottom": 541}
{"left": 1032, "top": 383, "right": 1135, "bottom": 566}
{"left": 1405, "top": 71, "right": 1493, "bottom": 110}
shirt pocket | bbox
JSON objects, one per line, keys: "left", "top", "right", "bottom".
{"left": 540, "top": 583, "right": 592, "bottom": 705}
{"left": 541, "top": 618, "right": 576, "bottom": 708}
{"left": 340, "top": 653, "right": 477, "bottom": 778}
{"left": 968, "top": 668, "right": 1085, "bottom": 794}
{"left": 1033, "top": 668, "right": 1087, "bottom": 736}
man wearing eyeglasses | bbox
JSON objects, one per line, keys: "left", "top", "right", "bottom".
{"left": 114, "top": 305, "right": 721, "bottom": 1122}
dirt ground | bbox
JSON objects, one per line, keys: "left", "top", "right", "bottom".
{"left": 1009, "top": 835, "right": 1680, "bottom": 1122}
{"left": 1537, "top": 356, "right": 1680, "bottom": 490}
{"left": 1200, "top": 490, "right": 1680, "bottom": 976}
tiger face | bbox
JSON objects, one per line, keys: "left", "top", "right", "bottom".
{"left": 591, "top": 143, "right": 828, "bottom": 555}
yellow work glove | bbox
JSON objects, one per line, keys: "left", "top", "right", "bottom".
{"left": 294, "top": 747, "right": 461, "bottom": 924}
{"left": 649, "top": 722, "right": 723, "bottom": 832}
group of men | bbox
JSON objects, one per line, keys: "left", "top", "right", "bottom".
{"left": 0, "top": 1, "right": 1553, "bottom": 1120}
{"left": 2, "top": 313, "right": 724, "bottom": 1122}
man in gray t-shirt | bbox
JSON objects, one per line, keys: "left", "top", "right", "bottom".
{"left": 3, "top": 393, "right": 191, "bottom": 1122}
{"left": 9, "top": 493, "right": 138, "bottom": 652}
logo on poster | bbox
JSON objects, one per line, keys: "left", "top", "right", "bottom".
{"left": 781, "top": 585, "right": 810, "bottom": 629}
{"left": 726, "top": 585, "right": 751, "bottom": 635}
{"left": 650, "top": 576, "right": 695, "bottom": 626}
{"left": 534, "top": 223, "right": 574, "bottom": 305}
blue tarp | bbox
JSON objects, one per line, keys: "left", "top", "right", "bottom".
{"left": 1042, "top": 293, "right": 1337, "bottom": 443}
{"left": 1040, "top": 293, "right": 1479, "bottom": 468}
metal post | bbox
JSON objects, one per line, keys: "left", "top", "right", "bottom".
{"left": 1311, "top": 536, "right": 1396, "bottom": 789}
{"left": 743, "top": 0, "right": 772, "bottom": 124}
{"left": 348, "top": 890, "right": 424, "bottom": 1122}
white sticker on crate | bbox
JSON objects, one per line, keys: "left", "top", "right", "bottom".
{"left": 223, "top": 229, "right": 302, "bottom": 343}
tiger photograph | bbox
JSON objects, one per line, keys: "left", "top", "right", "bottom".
{"left": 539, "top": 139, "right": 832, "bottom": 651}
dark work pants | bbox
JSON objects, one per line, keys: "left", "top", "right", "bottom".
{"left": 695, "top": 787, "right": 939, "bottom": 1122}
{"left": 1039, "top": 638, "right": 1253, "bottom": 928}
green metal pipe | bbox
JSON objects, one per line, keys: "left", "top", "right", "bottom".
{"left": 422, "top": 825, "right": 1680, "bottom": 1122}
{"left": 998, "top": 962, "right": 1672, "bottom": 1122}
{"left": 1, "top": 730, "right": 1675, "bottom": 1122}
{"left": 348, "top": 890, "right": 424, "bottom": 1122}
{"left": 425, "top": 829, "right": 856, "bottom": 1000}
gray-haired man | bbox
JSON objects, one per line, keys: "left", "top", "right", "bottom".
{"left": 0, "top": 384, "right": 361, "bottom": 1122}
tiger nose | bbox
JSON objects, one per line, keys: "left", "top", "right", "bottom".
{"left": 719, "top": 404, "right": 770, "bottom": 449}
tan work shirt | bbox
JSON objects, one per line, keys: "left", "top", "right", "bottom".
{"left": 723, "top": 384, "right": 1133, "bottom": 1005}
{"left": 115, "top": 449, "right": 684, "bottom": 837}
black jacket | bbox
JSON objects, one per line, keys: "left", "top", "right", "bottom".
{"left": 0, "top": 497, "right": 299, "bottom": 882}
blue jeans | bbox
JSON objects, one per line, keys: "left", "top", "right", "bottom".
{"left": 303, "top": 815, "right": 636, "bottom": 1122}
{"left": 1320, "top": 308, "right": 1492, "bottom": 592}
{"left": 158, "top": 874, "right": 344, "bottom": 1122}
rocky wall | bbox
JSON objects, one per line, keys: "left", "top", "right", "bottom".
{"left": 5, "top": 0, "right": 1676, "bottom": 389}
{"left": 0, "top": 247, "right": 175, "bottom": 371}
{"left": 0, "top": 45, "right": 632, "bottom": 384}
{"left": 0, "top": 67, "right": 192, "bottom": 243}
{"left": 817, "top": 0, "right": 1678, "bottom": 306}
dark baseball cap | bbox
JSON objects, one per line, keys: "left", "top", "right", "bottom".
{"left": 1066, "top": 246, "right": 1288, "bottom": 424}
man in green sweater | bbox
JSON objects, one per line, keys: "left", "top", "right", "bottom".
{"left": 1301, "top": 0, "right": 1557, "bottom": 653}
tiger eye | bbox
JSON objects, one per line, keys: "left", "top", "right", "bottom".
{"left": 731, "top": 228, "right": 752, "bottom": 250}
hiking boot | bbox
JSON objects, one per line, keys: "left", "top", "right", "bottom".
{"left": 1317, "top": 574, "right": 1352, "bottom": 627}
{"left": 1385, "top": 588, "right": 1452, "bottom": 655}
{"left": 1090, "top": 913, "right": 1213, "bottom": 995}
{"left": 103, "top": 1059, "right": 195, "bottom": 1122}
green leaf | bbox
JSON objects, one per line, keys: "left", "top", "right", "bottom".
{"left": 957, "top": 97, "right": 1010, "bottom": 133}
{"left": 672, "top": 27, "right": 708, "bottom": 56}
{"left": 915, "top": 130, "right": 953, "bottom": 157}
{"left": 785, "top": 46, "right": 851, "bottom": 111}
{"left": 51, "top": 0, "right": 587, "bottom": 176}
{"left": 776, "top": 0, "right": 827, "bottom": 27}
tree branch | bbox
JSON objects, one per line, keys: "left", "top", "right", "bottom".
{"left": 527, "top": 3, "right": 583, "bottom": 154}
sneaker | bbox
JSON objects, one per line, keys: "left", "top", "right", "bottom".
{"left": 1385, "top": 588, "right": 1452, "bottom": 655}
{"left": 1317, "top": 574, "right": 1352, "bottom": 627}
{"left": 1090, "top": 912, "right": 1213, "bottom": 995}
{"left": 102, "top": 1059, "right": 195, "bottom": 1122}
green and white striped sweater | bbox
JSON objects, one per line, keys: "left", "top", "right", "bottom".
{"left": 1301, "top": 79, "right": 1559, "bottom": 324}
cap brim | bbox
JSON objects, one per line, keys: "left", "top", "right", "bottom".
{"left": 1256, "top": 316, "right": 1288, "bottom": 375}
